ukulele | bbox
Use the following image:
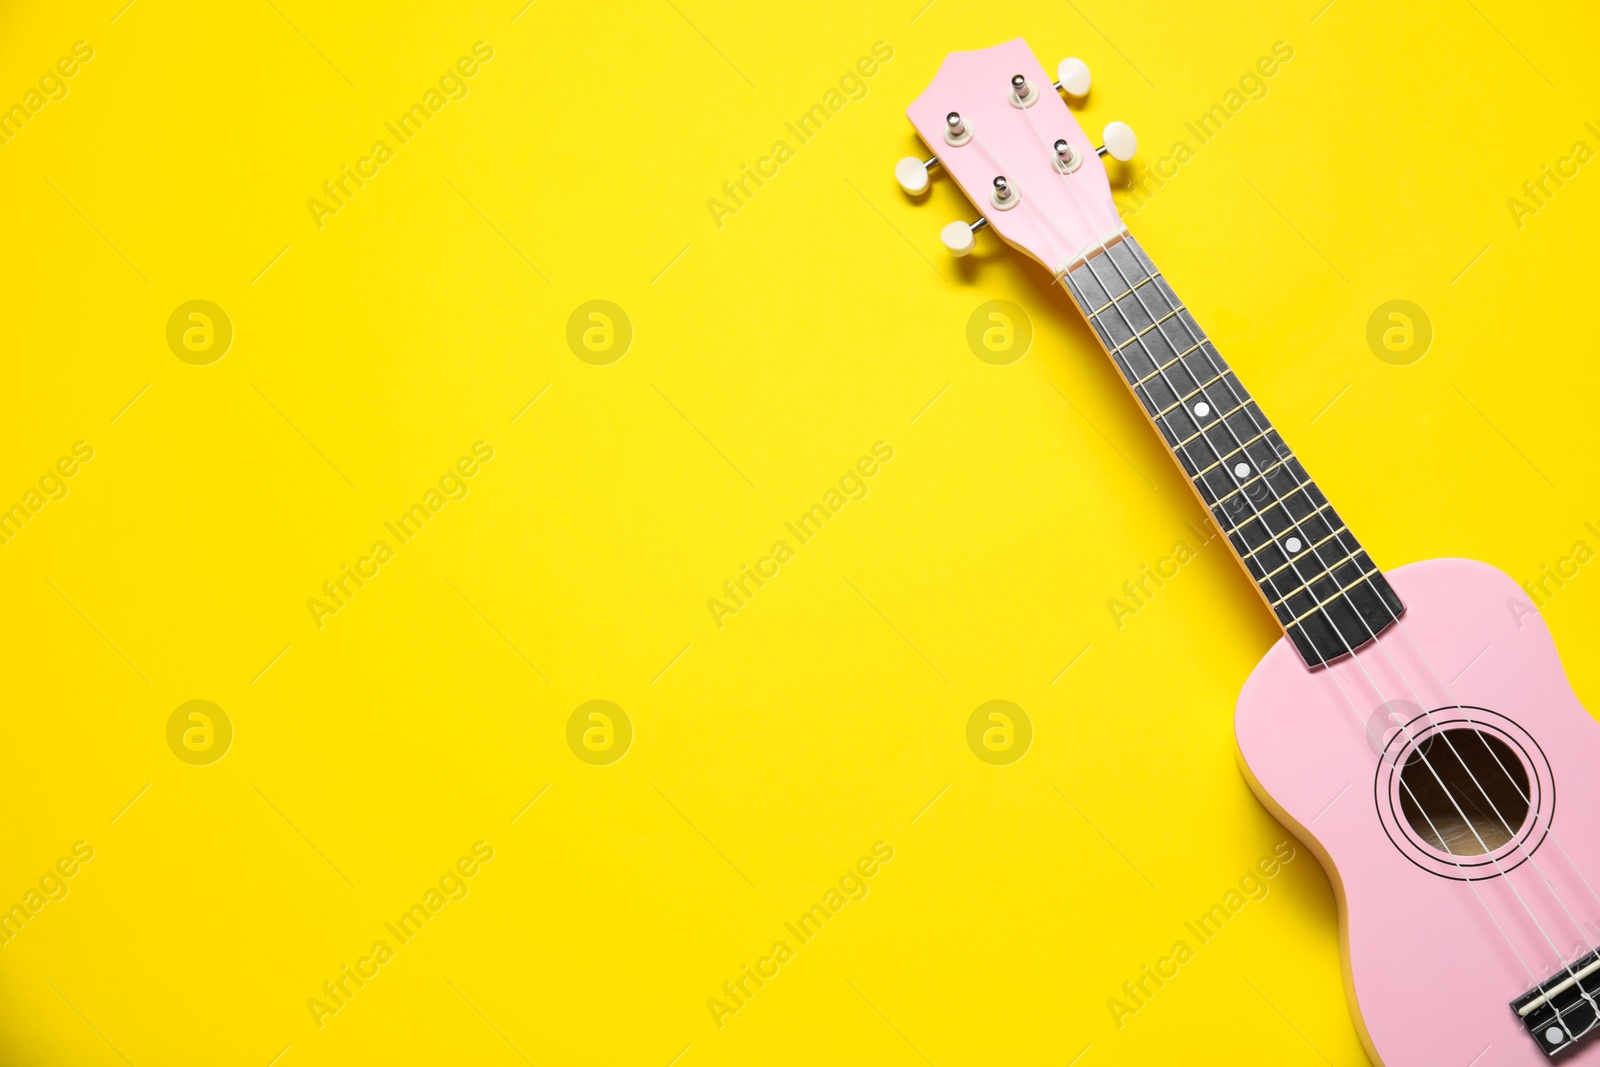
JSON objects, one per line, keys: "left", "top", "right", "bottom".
{"left": 900, "top": 39, "right": 1600, "bottom": 1065}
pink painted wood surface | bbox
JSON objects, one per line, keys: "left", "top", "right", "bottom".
{"left": 1237, "top": 557, "right": 1600, "bottom": 1066}
{"left": 906, "top": 39, "right": 1124, "bottom": 275}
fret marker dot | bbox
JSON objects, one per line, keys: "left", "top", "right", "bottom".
{"left": 1193, "top": 402, "right": 1210, "bottom": 418}
{"left": 1233, "top": 462, "right": 1250, "bottom": 478}
{"left": 1285, "top": 537, "right": 1303, "bottom": 554}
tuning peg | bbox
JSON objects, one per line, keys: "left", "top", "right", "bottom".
{"left": 940, "top": 218, "right": 988, "bottom": 256}
{"left": 1055, "top": 57, "right": 1091, "bottom": 97}
{"left": 1098, "top": 121, "right": 1137, "bottom": 162}
{"left": 895, "top": 155, "right": 938, "bottom": 195}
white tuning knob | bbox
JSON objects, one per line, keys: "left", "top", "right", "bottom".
{"left": 1056, "top": 57, "right": 1091, "bottom": 97}
{"left": 1100, "top": 121, "right": 1137, "bottom": 161}
{"left": 895, "top": 155, "right": 931, "bottom": 195}
{"left": 940, "top": 220, "right": 977, "bottom": 256}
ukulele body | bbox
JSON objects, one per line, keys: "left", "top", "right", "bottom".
{"left": 1236, "top": 557, "right": 1600, "bottom": 1065}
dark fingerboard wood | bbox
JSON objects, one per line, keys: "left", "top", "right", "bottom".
{"left": 1060, "top": 236, "right": 1403, "bottom": 667}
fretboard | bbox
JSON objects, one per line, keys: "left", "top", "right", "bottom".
{"left": 1060, "top": 236, "right": 1403, "bottom": 667}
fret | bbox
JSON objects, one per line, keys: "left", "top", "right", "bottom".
{"left": 1114, "top": 312, "right": 1209, "bottom": 385}
{"left": 1129, "top": 347, "right": 1228, "bottom": 419}
{"left": 1170, "top": 398, "right": 1251, "bottom": 445}
{"left": 1205, "top": 454, "right": 1298, "bottom": 512}
{"left": 1094, "top": 286, "right": 1185, "bottom": 350}
{"left": 1220, "top": 477, "right": 1319, "bottom": 548}
{"left": 1105, "top": 303, "right": 1186, "bottom": 354}
{"left": 1159, "top": 393, "right": 1265, "bottom": 451}
{"left": 1268, "top": 544, "right": 1376, "bottom": 606}
{"left": 1237, "top": 518, "right": 1349, "bottom": 583}
{"left": 1186, "top": 426, "right": 1272, "bottom": 475}
{"left": 1131, "top": 341, "right": 1209, "bottom": 386}
{"left": 1147, "top": 375, "right": 1259, "bottom": 440}
{"left": 1268, "top": 546, "right": 1371, "bottom": 609}
{"left": 1223, "top": 479, "right": 1337, "bottom": 546}
{"left": 1108, "top": 302, "right": 1189, "bottom": 352}
{"left": 1217, "top": 472, "right": 1330, "bottom": 539}
{"left": 1063, "top": 235, "right": 1404, "bottom": 667}
{"left": 1081, "top": 273, "right": 1170, "bottom": 316}
{"left": 1062, "top": 237, "right": 1159, "bottom": 309}
{"left": 1162, "top": 386, "right": 1264, "bottom": 470}
{"left": 1284, "top": 578, "right": 1404, "bottom": 662}
{"left": 1280, "top": 561, "right": 1386, "bottom": 622}
{"left": 1262, "top": 539, "right": 1362, "bottom": 590}
{"left": 1151, "top": 372, "right": 1236, "bottom": 418}
{"left": 1235, "top": 506, "right": 1341, "bottom": 564}
{"left": 1246, "top": 531, "right": 1354, "bottom": 622}
{"left": 1250, "top": 527, "right": 1361, "bottom": 585}
{"left": 1287, "top": 568, "right": 1383, "bottom": 624}
{"left": 1195, "top": 455, "right": 1285, "bottom": 521}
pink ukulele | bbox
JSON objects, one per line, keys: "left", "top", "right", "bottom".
{"left": 902, "top": 39, "right": 1600, "bottom": 1065}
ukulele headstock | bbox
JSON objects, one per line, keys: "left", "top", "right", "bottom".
{"left": 901, "top": 40, "right": 1136, "bottom": 275}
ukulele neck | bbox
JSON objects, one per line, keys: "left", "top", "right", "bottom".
{"left": 1059, "top": 235, "right": 1404, "bottom": 666}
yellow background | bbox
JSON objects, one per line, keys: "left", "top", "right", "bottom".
{"left": 1, "top": 0, "right": 1597, "bottom": 1063}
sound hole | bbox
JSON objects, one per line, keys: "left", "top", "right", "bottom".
{"left": 1398, "top": 728, "right": 1531, "bottom": 856}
